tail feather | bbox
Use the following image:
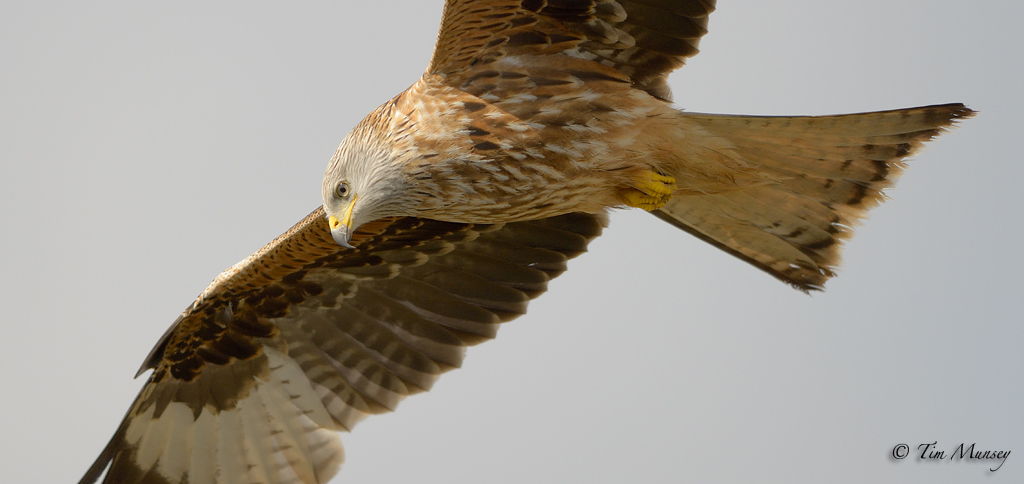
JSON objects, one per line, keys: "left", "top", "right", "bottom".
{"left": 680, "top": 105, "right": 973, "bottom": 137}
{"left": 657, "top": 103, "right": 974, "bottom": 291}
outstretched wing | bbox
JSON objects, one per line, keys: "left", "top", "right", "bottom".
{"left": 428, "top": 0, "right": 717, "bottom": 100}
{"left": 80, "top": 208, "right": 606, "bottom": 484}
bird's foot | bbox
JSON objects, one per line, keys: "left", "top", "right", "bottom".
{"left": 619, "top": 170, "right": 676, "bottom": 211}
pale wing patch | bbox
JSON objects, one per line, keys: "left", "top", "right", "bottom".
{"left": 113, "top": 347, "right": 345, "bottom": 484}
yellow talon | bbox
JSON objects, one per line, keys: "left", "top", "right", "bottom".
{"left": 635, "top": 171, "right": 677, "bottom": 196}
{"left": 620, "top": 170, "right": 676, "bottom": 211}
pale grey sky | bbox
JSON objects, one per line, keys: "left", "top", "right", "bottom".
{"left": 1, "top": 1, "right": 1020, "bottom": 483}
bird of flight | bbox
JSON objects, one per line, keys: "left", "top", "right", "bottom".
{"left": 79, "top": 1, "right": 973, "bottom": 483}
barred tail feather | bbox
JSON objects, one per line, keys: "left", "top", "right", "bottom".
{"left": 658, "top": 103, "right": 975, "bottom": 291}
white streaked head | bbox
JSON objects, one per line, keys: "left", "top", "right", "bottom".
{"left": 322, "top": 115, "right": 418, "bottom": 248}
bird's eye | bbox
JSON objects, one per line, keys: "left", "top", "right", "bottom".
{"left": 335, "top": 181, "right": 351, "bottom": 199}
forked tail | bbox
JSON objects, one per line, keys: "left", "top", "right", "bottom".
{"left": 657, "top": 103, "right": 974, "bottom": 291}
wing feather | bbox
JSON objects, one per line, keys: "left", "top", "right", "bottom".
{"left": 428, "top": 0, "right": 717, "bottom": 100}
{"left": 79, "top": 210, "right": 606, "bottom": 484}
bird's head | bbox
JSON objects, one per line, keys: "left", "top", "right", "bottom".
{"left": 321, "top": 126, "right": 419, "bottom": 248}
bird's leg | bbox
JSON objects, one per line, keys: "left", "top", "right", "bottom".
{"left": 618, "top": 170, "right": 677, "bottom": 211}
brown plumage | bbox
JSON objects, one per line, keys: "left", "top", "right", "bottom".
{"left": 80, "top": 1, "right": 972, "bottom": 483}
{"left": 320, "top": 0, "right": 971, "bottom": 288}
{"left": 81, "top": 211, "right": 606, "bottom": 484}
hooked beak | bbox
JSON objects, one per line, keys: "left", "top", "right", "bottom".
{"left": 328, "top": 194, "right": 357, "bottom": 249}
